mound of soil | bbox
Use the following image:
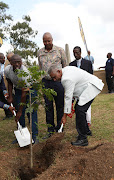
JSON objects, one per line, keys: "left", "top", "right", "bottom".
{"left": 0, "top": 133, "right": 114, "bottom": 180}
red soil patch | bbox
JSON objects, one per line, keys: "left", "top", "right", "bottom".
{"left": 0, "top": 133, "right": 114, "bottom": 180}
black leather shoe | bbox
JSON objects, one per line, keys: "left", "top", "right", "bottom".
{"left": 87, "top": 130, "right": 92, "bottom": 136}
{"left": 34, "top": 139, "right": 39, "bottom": 144}
{"left": 3, "top": 116, "right": 13, "bottom": 120}
{"left": 11, "top": 139, "right": 18, "bottom": 144}
{"left": 71, "top": 139, "right": 88, "bottom": 146}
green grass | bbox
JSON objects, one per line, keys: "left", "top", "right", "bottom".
{"left": 0, "top": 93, "right": 114, "bottom": 152}
{"left": 90, "top": 94, "right": 114, "bottom": 142}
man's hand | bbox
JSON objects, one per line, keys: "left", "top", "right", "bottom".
{"left": 7, "top": 97, "right": 13, "bottom": 104}
{"left": 8, "top": 106, "right": 15, "bottom": 114}
{"left": 61, "top": 113, "right": 67, "bottom": 125}
{"left": 4, "top": 93, "right": 9, "bottom": 99}
{"left": 15, "top": 110, "right": 22, "bottom": 123}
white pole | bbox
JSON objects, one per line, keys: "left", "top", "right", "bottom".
{"left": 65, "top": 44, "right": 71, "bottom": 65}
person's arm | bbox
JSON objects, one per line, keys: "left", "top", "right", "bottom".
{"left": 0, "top": 101, "right": 15, "bottom": 114}
{"left": 60, "top": 79, "right": 75, "bottom": 126}
{"left": 92, "top": 56, "right": 94, "bottom": 64}
{"left": 61, "top": 113, "right": 67, "bottom": 125}
{"left": 6, "top": 78, "right": 13, "bottom": 104}
{"left": 37, "top": 50, "right": 42, "bottom": 70}
{"left": 63, "top": 80, "right": 75, "bottom": 114}
{"left": 15, "top": 88, "right": 27, "bottom": 122}
{"left": 112, "top": 66, "right": 114, "bottom": 76}
{"left": 98, "top": 66, "right": 105, "bottom": 69}
{"left": 88, "top": 61, "right": 93, "bottom": 74}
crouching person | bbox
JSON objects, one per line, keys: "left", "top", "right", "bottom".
{"left": 0, "top": 74, "right": 15, "bottom": 114}
{"left": 48, "top": 65, "right": 104, "bottom": 146}
{"left": 4, "top": 54, "right": 38, "bottom": 144}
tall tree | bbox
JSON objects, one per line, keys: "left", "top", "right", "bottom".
{"left": 0, "top": 1, "right": 12, "bottom": 40}
{"left": 9, "top": 15, "right": 38, "bottom": 62}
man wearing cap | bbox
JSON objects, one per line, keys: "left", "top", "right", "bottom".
{"left": 4, "top": 54, "right": 38, "bottom": 143}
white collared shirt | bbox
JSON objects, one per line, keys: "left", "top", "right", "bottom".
{"left": 76, "top": 58, "right": 82, "bottom": 68}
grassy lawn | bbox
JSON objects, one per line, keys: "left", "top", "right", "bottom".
{"left": 0, "top": 93, "right": 114, "bottom": 152}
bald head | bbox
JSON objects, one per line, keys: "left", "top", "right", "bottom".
{"left": 0, "top": 53, "right": 4, "bottom": 58}
{"left": 10, "top": 54, "right": 21, "bottom": 61}
{"left": 43, "top": 32, "right": 53, "bottom": 40}
{"left": 10, "top": 54, "right": 22, "bottom": 70}
{"left": 43, "top": 32, "right": 53, "bottom": 51}
{"left": 7, "top": 52, "right": 14, "bottom": 62}
{"left": 48, "top": 64, "right": 62, "bottom": 81}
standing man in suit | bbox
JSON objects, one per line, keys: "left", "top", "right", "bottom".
{"left": 37, "top": 32, "right": 67, "bottom": 138}
{"left": 48, "top": 65, "right": 104, "bottom": 146}
{"left": 69, "top": 46, "right": 93, "bottom": 126}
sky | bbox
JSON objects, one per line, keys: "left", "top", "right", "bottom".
{"left": 1, "top": 0, "right": 114, "bottom": 70}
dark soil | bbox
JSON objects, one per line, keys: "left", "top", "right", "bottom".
{"left": 0, "top": 133, "right": 114, "bottom": 180}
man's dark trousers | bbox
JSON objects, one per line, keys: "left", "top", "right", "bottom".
{"left": 75, "top": 99, "right": 94, "bottom": 140}
{"left": 42, "top": 78, "right": 64, "bottom": 133}
{"left": 106, "top": 73, "right": 113, "bottom": 92}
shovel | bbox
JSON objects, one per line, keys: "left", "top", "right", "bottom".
{"left": 11, "top": 103, "right": 34, "bottom": 147}
{"left": 58, "top": 123, "right": 63, "bottom": 133}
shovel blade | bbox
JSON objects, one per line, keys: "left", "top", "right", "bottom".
{"left": 14, "top": 127, "right": 34, "bottom": 147}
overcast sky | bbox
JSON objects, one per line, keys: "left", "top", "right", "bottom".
{"left": 1, "top": 0, "right": 114, "bottom": 70}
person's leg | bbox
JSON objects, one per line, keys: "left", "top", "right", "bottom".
{"left": 110, "top": 75, "right": 113, "bottom": 92}
{"left": 53, "top": 81, "right": 64, "bottom": 132}
{"left": 44, "top": 95, "right": 55, "bottom": 132}
{"left": 112, "top": 76, "right": 114, "bottom": 92}
{"left": 14, "top": 88, "right": 25, "bottom": 127}
{"left": 75, "top": 99, "right": 94, "bottom": 140}
{"left": 86, "top": 105, "right": 91, "bottom": 126}
{"left": 27, "top": 89, "right": 38, "bottom": 142}
{"left": 106, "top": 74, "right": 112, "bottom": 93}
{"left": 11, "top": 88, "right": 26, "bottom": 144}
{"left": 71, "top": 100, "right": 94, "bottom": 146}
{"left": 42, "top": 78, "right": 55, "bottom": 133}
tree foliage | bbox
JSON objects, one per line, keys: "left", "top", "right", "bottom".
{"left": 9, "top": 15, "right": 38, "bottom": 61}
{"left": 17, "top": 65, "right": 57, "bottom": 109}
{"left": 0, "top": 1, "right": 12, "bottom": 39}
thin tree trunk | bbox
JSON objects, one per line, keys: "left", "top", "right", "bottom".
{"left": 30, "top": 90, "right": 33, "bottom": 168}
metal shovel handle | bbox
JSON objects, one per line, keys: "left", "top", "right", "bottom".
{"left": 11, "top": 103, "right": 16, "bottom": 116}
{"left": 11, "top": 103, "right": 24, "bottom": 137}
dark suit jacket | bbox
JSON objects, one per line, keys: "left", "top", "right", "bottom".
{"left": 0, "top": 76, "right": 7, "bottom": 108}
{"left": 69, "top": 58, "right": 93, "bottom": 74}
